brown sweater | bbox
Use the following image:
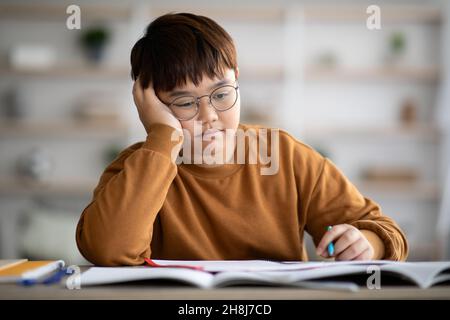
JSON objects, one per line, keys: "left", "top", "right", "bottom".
{"left": 76, "top": 123, "right": 408, "bottom": 266}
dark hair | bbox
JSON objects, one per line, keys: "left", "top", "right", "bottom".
{"left": 130, "top": 12, "right": 238, "bottom": 93}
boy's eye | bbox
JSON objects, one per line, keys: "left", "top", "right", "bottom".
{"left": 212, "top": 91, "right": 229, "bottom": 101}
{"left": 173, "top": 99, "right": 196, "bottom": 108}
{"left": 175, "top": 102, "right": 195, "bottom": 108}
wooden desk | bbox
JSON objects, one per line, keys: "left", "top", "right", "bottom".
{"left": 1, "top": 283, "right": 450, "bottom": 300}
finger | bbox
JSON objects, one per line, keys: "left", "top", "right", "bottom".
{"left": 140, "top": 82, "right": 172, "bottom": 114}
{"left": 141, "top": 80, "right": 157, "bottom": 101}
{"left": 353, "top": 248, "right": 372, "bottom": 261}
{"left": 316, "top": 224, "right": 349, "bottom": 256}
{"left": 333, "top": 228, "right": 361, "bottom": 257}
{"left": 335, "top": 238, "right": 367, "bottom": 261}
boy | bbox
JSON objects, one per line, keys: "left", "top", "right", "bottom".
{"left": 76, "top": 13, "right": 408, "bottom": 266}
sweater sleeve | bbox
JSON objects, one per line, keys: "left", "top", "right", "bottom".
{"left": 301, "top": 155, "right": 409, "bottom": 261}
{"left": 76, "top": 123, "right": 183, "bottom": 266}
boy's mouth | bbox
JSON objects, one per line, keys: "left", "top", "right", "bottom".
{"left": 199, "top": 128, "right": 224, "bottom": 140}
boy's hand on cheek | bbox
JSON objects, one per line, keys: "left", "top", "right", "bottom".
{"left": 132, "top": 78, "right": 183, "bottom": 134}
{"left": 316, "top": 224, "right": 374, "bottom": 261}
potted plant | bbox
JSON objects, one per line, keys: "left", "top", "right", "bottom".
{"left": 385, "top": 32, "right": 407, "bottom": 66}
{"left": 80, "top": 26, "right": 111, "bottom": 64}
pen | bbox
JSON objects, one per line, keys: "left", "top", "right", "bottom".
{"left": 144, "top": 258, "right": 205, "bottom": 271}
{"left": 42, "top": 267, "right": 70, "bottom": 285}
{"left": 19, "top": 267, "right": 69, "bottom": 286}
{"left": 326, "top": 226, "right": 335, "bottom": 257}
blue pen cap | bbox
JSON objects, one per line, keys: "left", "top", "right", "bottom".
{"left": 326, "top": 226, "right": 334, "bottom": 256}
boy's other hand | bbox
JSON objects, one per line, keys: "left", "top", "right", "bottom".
{"left": 132, "top": 78, "right": 183, "bottom": 134}
{"left": 316, "top": 224, "right": 375, "bottom": 261}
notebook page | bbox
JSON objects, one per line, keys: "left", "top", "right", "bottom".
{"left": 80, "top": 267, "right": 214, "bottom": 288}
{"left": 380, "top": 261, "right": 450, "bottom": 288}
{"left": 151, "top": 259, "right": 393, "bottom": 272}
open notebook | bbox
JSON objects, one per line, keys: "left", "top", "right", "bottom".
{"left": 79, "top": 260, "right": 450, "bottom": 290}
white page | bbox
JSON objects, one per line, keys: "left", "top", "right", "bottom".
{"left": 79, "top": 261, "right": 450, "bottom": 289}
{"left": 79, "top": 261, "right": 375, "bottom": 288}
{"left": 380, "top": 261, "right": 450, "bottom": 288}
{"left": 213, "top": 265, "right": 369, "bottom": 287}
{"left": 215, "top": 261, "right": 450, "bottom": 289}
{"left": 150, "top": 259, "right": 393, "bottom": 273}
{"left": 80, "top": 267, "right": 214, "bottom": 288}
{"left": 211, "top": 267, "right": 364, "bottom": 291}
{"left": 431, "top": 273, "right": 450, "bottom": 287}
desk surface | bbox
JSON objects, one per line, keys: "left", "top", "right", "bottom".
{"left": 1, "top": 265, "right": 450, "bottom": 300}
{"left": 1, "top": 284, "right": 450, "bottom": 300}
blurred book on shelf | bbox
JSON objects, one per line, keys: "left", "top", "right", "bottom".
{"left": 361, "top": 166, "right": 419, "bottom": 183}
{"left": 74, "top": 92, "right": 124, "bottom": 123}
{"left": 241, "top": 108, "right": 275, "bottom": 127}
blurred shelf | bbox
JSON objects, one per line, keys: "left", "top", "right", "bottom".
{"left": 302, "top": 125, "right": 442, "bottom": 141}
{"left": 239, "top": 66, "right": 284, "bottom": 81}
{"left": 304, "top": 66, "right": 440, "bottom": 83}
{"left": 0, "top": 66, "right": 130, "bottom": 79}
{"left": 0, "top": 3, "right": 131, "bottom": 21}
{"left": 1, "top": 3, "right": 440, "bottom": 24}
{"left": 0, "top": 120, "right": 129, "bottom": 138}
{"left": 303, "top": 5, "right": 441, "bottom": 23}
{"left": 407, "top": 243, "right": 441, "bottom": 261}
{"left": 150, "top": 5, "right": 284, "bottom": 22}
{"left": 0, "top": 179, "right": 97, "bottom": 196}
{"left": 355, "top": 181, "right": 440, "bottom": 201}
{"left": 0, "top": 65, "right": 283, "bottom": 81}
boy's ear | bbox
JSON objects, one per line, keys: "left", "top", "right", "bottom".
{"left": 235, "top": 67, "right": 239, "bottom": 79}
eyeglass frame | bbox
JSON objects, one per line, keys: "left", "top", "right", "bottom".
{"left": 162, "top": 81, "right": 240, "bottom": 121}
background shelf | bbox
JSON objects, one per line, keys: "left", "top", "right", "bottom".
{"left": 0, "top": 1, "right": 447, "bottom": 262}
{"left": 303, "top": 5, "right": 441, "bottom": 23}
{"left": 0, "top": 120, "right": 129, "bottom": 137}
{"left": 0, "top": 179, "right": 97, "bottom": 197}
{"left": 0, "top": 3, "right": 131, "bottom": 21}
{"left": 304, "top": 66, "right": 440, "bottom": 83}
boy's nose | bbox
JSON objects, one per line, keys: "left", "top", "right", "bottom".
{"left": 197, "top": 96, "right": 218, "bottom": 123}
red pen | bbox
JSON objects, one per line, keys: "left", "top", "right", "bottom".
{"left": 144, "top": 258, "right": 205, "bottom": 271}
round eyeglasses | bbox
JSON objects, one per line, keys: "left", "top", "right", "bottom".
{"left": 166, "top": 83, "right": 239, "bottom": 121}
